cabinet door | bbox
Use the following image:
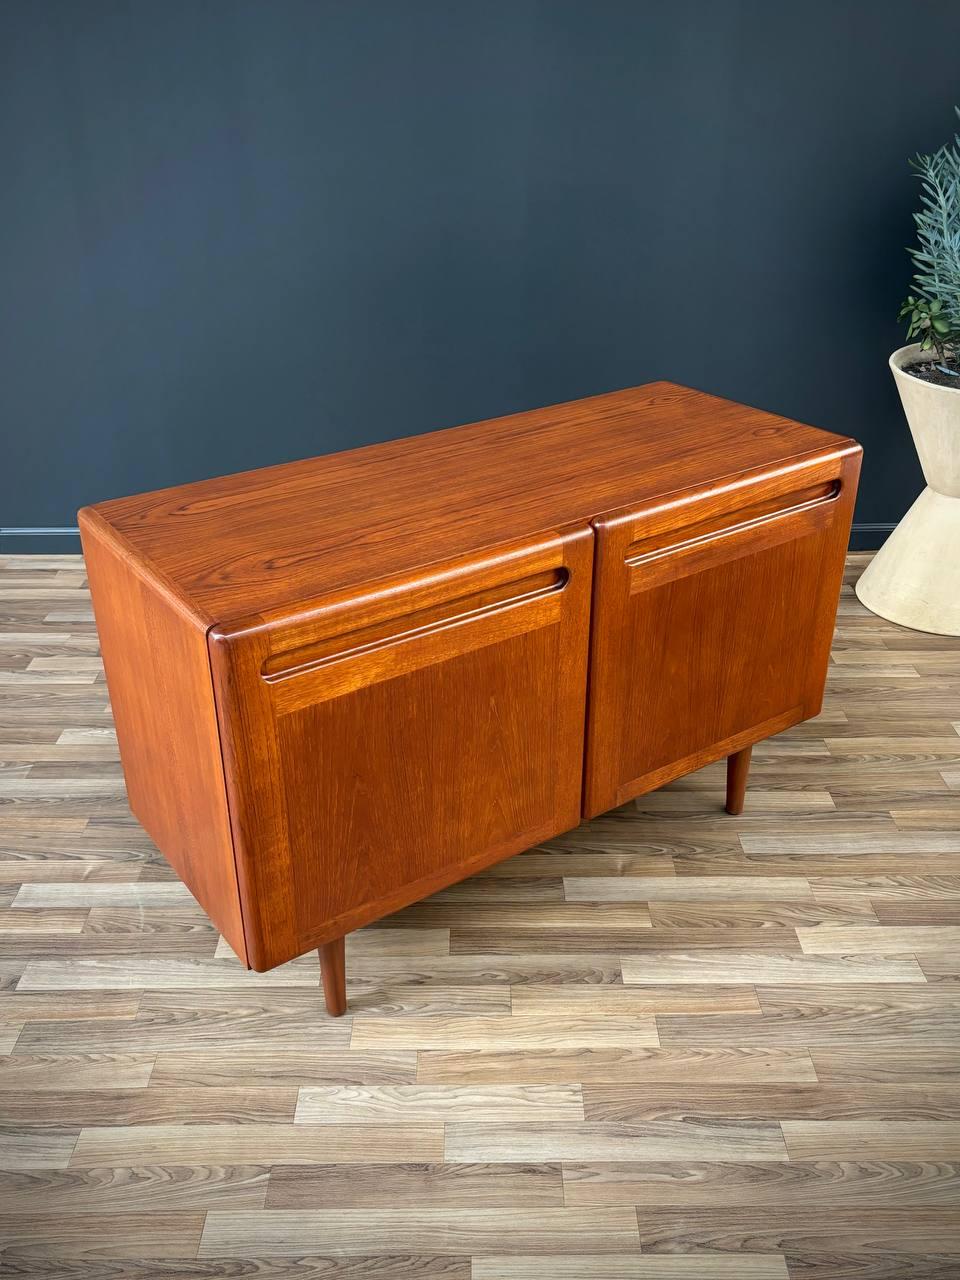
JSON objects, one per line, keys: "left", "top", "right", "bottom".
{"left": 210, "top": 526, "right": 593, "bottom": 969}
{"left": 584, "top": 449, "right": 860, "bottom": 818}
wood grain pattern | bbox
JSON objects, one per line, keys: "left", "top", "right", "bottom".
{"left": 294, "top": 1084, "right": 585, "bottom": 1124}
{"left": 632, "top": 1206, "right": 960, "bottom": 1255}
{"left": 0, "top": 991, "right": 141, "bottom": 1022}
{"left": 69, "top": 1124, "right": 445, "bottom": 1167}
{"left": 656, "top": 1007, "right": 960, "bottom": 1049}
{"left": 561, "top": 1158, "right": 960, "bottom": 1207}
{"left": 443, "top": 1121, "right": 789, "bottom": 1162}
{"left": 0, "top": 1260, "right": 470, "bottom": 1279}
{"left": 564, "top": 877, "right": 819, "bottom": 902}
{"left": 350, "top": 1014, "right": 660, "bottom": 1051}
{"left": 809, "top": 1047, "right": 960, "bottom": 1082}
{"left": 473, "top": 1261, "right": 788, "bottom": 1280}
{"left": 76, "top": 512, "right": 247, "bottom": 964}
{"left": 449, "top": 927, "right": 805, "bottom": 954}
{"left": 416, "top": 1048, "right": 818, "bottom": 1085}
{"left": 583, "top": 449, "right": 859, "bottom": 815}
{"left": 781, "top": 1121, "right": 960, "bottom": 1160}
{"left": 0, "top": 1129, "right": 79, "bottom": 1171}
{"left": 644, "top": 899, "right": 880, "bottom": 928}
{"left": 264, "top": 1162, "right": 565, "bottom": 1209}
{"left": 620, "top": 953, "right": 925, "bottom": 985}
{"left": 149, "top": 1050, "right": 417, "bottom": 1088}
{"left": 0, "top": 1212, "right": 204, "bottom": 1259}
{"left": 0, "top": 1087, "right": 297, "bottom": 1126}
{"left": 81, "top": 383, "right": 859, "bottom": 990}
{"left": 196, "top": 1206, "right": 641, "bottom": 1257}
{"left": 581, "top": 1083, "right": 960, "bottom": 1122}
{"left": 796, "top": 925, "right": 960, "bottom": 953}
{"left": 0, "top": 1165, "right": 269, "bottom": 1213}
{"left": 83, "top": 382, "right": 858, "bottom": 623}
{"left": 508, "top": 985, "right": 762, "bottom": 1016}
{"left": 1, "top": 551, "right": 958, "bottom": 1278}
{"left": 0, "top": 1053, "right": 154, "bottom": 1090}
{"left": 209, "top": 525, "right": 595, "bottom": 971}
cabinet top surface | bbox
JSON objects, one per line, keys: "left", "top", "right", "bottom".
{"left": 81, "top": 381, "right": 858, "bottom": 627}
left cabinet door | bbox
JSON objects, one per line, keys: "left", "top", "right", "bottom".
{"left": 209, "top": 525, "right": 594, "bottom": 970}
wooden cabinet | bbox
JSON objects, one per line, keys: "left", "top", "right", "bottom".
{"left": 80, "top": 382, "right": 861, "bottom": 1011}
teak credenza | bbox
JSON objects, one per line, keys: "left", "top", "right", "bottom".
{"left": 79, "top": 382, "right": 861, "bottom": 1014}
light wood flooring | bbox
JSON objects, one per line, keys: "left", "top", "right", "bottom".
{"left": 0, "top": 552, "right": 959, "bottom": 1278}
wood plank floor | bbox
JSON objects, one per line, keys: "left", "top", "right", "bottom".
{"left": 1, "top": 551, "right": 959, "bottom": 1278}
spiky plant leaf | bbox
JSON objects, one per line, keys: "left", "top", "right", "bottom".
{"left": 904, "top": 112, "right": 960, "bottom": 335}
{"left": 900, "top": 109, "right": 960, "bottom": 363}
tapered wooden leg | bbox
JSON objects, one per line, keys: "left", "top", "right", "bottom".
{"left": 725, "top": 745, "right": 752, "bottom": 815}
{"left": 319, "top": 936, "right": 347, "bottom": 1016}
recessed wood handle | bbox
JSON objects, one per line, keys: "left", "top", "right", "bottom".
{"left": 262, "top": 567, "right": 568, "bottom": 684}
{"left": 624, "top": 480, "right": 842, "bottom": 593}
{"left": 625, "top": 480, "right": 841, "bottom": 567}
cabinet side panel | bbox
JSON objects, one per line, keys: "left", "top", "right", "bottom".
{"left": 79, "top": 512, "right": 247, "bottom": 964}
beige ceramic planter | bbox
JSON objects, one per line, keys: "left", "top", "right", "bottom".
{"left": 856, "top": 344, "right": 960, "bottom": 635}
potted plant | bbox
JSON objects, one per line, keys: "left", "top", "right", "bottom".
{"left": 856, "top": 109, "right": 960, "bottom": 635}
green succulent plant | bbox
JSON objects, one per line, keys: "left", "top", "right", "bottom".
{"left": 899, "top": 108, "right": 960, "bottom": 373}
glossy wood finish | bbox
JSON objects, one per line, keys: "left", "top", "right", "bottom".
{"left": 86, "top": 382, "right": 857, "bottom": 628}
{"left": 210, "top": 527, "right": 593, "bottom": 970}
{"left": 76, "top": 512, "right": 247, "bottom": 964}
{"left": 78, "top": 383, "right": 860, "bottom": 988}
{"left": 1, "top": 553, "right": 960, "bottom": 1278}
{"left": 583, "top": 449, "right": 861, "bottom": 817}
{"left": 726, "top": 746, "right": 753, "bottom": 816}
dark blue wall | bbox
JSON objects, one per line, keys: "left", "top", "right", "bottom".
{"left": 3, "top": 1, "right": 959, "bottom": 551}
